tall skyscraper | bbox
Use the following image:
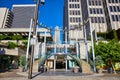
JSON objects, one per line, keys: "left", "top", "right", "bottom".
{"left": 103, "top": 0, "right": 120, "bottom": 30}
{"left": 0, "top": 8, "right": 13, "bottom": 28}
{"left": 64, "top": 0, "right": 120, "bottom": 40}
{"left": 11, "top": 4, "right": 36, "bottom": 28}
{"left": 81, "top": 0, "right": 108, "bottom": 34}
{"left": 64, "top": 0, "right": 84, "bottom": 43}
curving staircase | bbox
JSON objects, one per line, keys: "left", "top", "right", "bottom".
{"left": 81, "top": 60, "right": 93, "bottom": 74}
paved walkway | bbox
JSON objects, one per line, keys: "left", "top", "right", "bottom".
{"left": 1, "top": 69, "right": 120, "bottom": 80}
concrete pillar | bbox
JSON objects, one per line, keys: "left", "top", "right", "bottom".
{"left": 54, "top": 55, "right": 56, "bottom": 71}
{"left": 65, "top": 55, "right": 67, "bottom": 71}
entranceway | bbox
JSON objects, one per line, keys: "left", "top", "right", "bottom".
{"left": 56, "top": 61, "right": 65, "bottom": 69}
{"left": 56, "top": 54, "right": 66, "bottom": 69}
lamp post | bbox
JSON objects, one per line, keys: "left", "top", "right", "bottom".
{"left": 89, "top": 18, "right": 96, "bottom": 72}
{"left": 64, "top": 27, "right": 68, "bottom": 71}
{"left": 79, "top": 17, "right": 96, "bottom": 72}
{"left": 28, "top": 0, "right": 45, "bottom": 79}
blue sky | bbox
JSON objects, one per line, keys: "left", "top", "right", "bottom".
{"left": 0, "top": 0, "right": 64, "bottom": 28}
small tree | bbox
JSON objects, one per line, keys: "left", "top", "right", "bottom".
{"left": 92, "top": 39, "right": 120, "bottom": 73}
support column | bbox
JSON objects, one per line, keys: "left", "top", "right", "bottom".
{"left": 65, "top": 27, "right": 68, "bottom": 71}
{"left": 89, "top": 18, "right": 96, "bottom": 72}
{"left": 76, "top": 43, "right": 79, "bottom": 58}
{"left": 54, "top": 55, "right": 56, "bottom": 71}
{"left": 84, "top": 25, "right": 88, "bottom": 63}
{"left": 65, "top": 55, "right": 67, "bottom": 71}
{"left": 25, "top": 18, "right": 33, "bottom": 70}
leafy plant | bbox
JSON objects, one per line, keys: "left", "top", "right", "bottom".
{"left": 95, "top": 55, "right": 104, "bottom": 67}
{"left": 90, "top": 39, "right": 120, "bottom": 73}
{"left": 22, "top": 41, "right": 28, "bottom": 48}
{"left": 0, "top": 35, "right": 6, "bottom": 40}
{"left": 8, "top": 42, "right": 18, "bottom": 49}
{"left": 19, "top": 55, "right": 26, "bottom": 67}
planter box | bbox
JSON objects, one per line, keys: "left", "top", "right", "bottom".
{"left": 73, "top": 66, "right": 79, "bottom": 73}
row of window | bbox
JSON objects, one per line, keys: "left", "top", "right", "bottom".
{"left": 70, "top": 17, "right": 81, "bottom": 23}
{"left": 109, "top": 6, "right": 120, "bottom": 12}
{"left": 90, "top": 8, "right": 103, "bottom": 14}
{"left": 91, "top": 17, "right": 105, "bottom": 23}
{"left": 108, "top": 0, "right": 120, "bottom": 3}
{"left": 89, "top": 0, "right": 102, "bottom": 6}
{"left": 69, "top": 25, "right": 79, "bottom": 29}
{"left": 69, "top": 0, "right": 79, "bottom": 2}
{"left": 69, "top": 4, "right": 80, "bottom": 8}
{"left": 70, "top": 10, "right": 80, "bottom": 15}
{"left": 111, "top": 15, "right": 120, "bottom": 21}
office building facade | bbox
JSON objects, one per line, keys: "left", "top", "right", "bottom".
{"left": 64, "top": 0, "right": 84, "bottom": 43}
{"left": 81, "top": 0, "right": 108, "bottom": 34}
{"left": 11, "top": 4, "right": 36, "bottom": 28}
{"left": 103, "top": 0, "right": 120, "bottom": 30}
{"left": 0, "top": 8, "right": 13, "bottom": 28}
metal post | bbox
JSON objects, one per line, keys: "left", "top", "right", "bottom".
{"left": 28, "top": 0, "right": 40, "bottom": 79}
{"left": 83, "top": 25, "right": 89, "bottom": 63}
{"left": 54, "top": 55, "right": 56, "bottom": 71}
{"left": 65, "top": 58, "right": 67, "bottom": 71}
{"left": 44, "top": 31, "right": 46, "bottom": 43}
{"left": 25, "top": 18, "right": 33, "bottom": 71}
{"left": 54, "top": 29, "right": 57, "bottom": 54}
{"left": 75, "top": 32, "right": 79, "bottom": 58}
{"left": 89, "top": 18, "right": 96, "bottom": 72}
{"left": 65, "top": 28, "right": 68, "bottom": 71}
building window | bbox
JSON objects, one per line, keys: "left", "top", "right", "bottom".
{"left": 116, "top": 6, "right": 120, "bottom": 12}
{"left": 70, "top": 18, "right": 72, "bottom": 22}
{"left": 109, "top": 6, "right": 113, "bottom": 12}
{"left": 97, "top": 8, "right": 99, "bottom": 14}
{"left": 90, "top": 8, "right": 92, "bottom": 14}
{"left": 91, "top": 17, "right": 94, "bottom": 23}
{"left": 101, "top": 17, "right": 105, "bottom": 23}
{"left": 113, "top": 6, "right": 117, "bottom": 12}
{"left": 89, "top": 0, "right": 91, "bottom": 5}
{"left": 108, "top": 0, "right": 111, "bottom": 3}
{"left": 112, "top": 15, "right": 115, "bottom": 21}
{"left": 93, "top": 8, "right": 96, "bottom": 14}
{"left": 69, "top": 4, "right": 72, "bottom": 8}
{"left": 92, "top": 1, "right": 95, "bottom": 5}
{"left": 115, "top": 15, "right": 119, "bottom": 21}
{"left": 91, "top": 17, "right": 105, "bottom": 23}
{"left": 78, "top": 11, "right": 80, "bottom": 15}
{"left": 100, "top": 9, "right": 103, "bottom": 14}
{"left": 95, "top": 0, "right": 98, "bottom": 5}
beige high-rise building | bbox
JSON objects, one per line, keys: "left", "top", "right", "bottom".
{"left": 0, "top": 8, "right": 13, "bottom": 28}
{"left": 81, "top": 0, "right": 108, "bottom": 34}
{"left": 103, "top": 0, "right": 120, "bottom": 30}
{"left": 64, "top": 0, "right": 84, "bottom": 43}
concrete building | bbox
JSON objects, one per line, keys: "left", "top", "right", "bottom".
{"left": 0, "top": 8, "right": 13, "bottom": 28}
{"left": 81, "top": 0, "right": 108, "bottom": 34}
{"left": 64, "top": 0, "right": 84, "bottom": 43}
{"left": 103, "top": 0, "right": 120, "bottom": 30}
{"left": 11, "top": 4, "right": 36, "bottom": 28}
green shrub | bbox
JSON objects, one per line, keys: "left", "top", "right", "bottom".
{"left": 8, "top": 42, "right": 18, "bottom": 49}
{"left": 19, "top": 55, "right": 26, "bottom": 67}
